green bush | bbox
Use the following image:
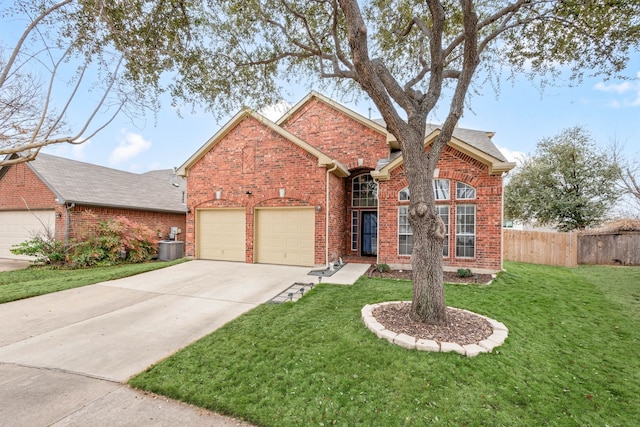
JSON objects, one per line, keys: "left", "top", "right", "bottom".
{"left": 10, "top": 237, "right": 67, "bottom": 266}
{"left": 376, "top": 263, "right": 391, "bottom": 273}
{"left": 456, "top": 268, "right": 473, "bottom": 278}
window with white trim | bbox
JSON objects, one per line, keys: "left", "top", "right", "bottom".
{"left": 456, "top": 204, "right": 475, "bottom": 258}
{"left": 456, "top": 182, "right": 476, "bottom": 200}
{"left": 437, "top": 205, "right": 450, "bottom": 257}
{"left": 352, "top": 174, "right": 377, "bottom": 207}
{"left": 399, "top": 181, "right": 449, "bottom": 201}
{"left": 399, "top": 187, "right": 410, "bottom": 201}
{"left": 398, "top": 205, "right": 449, "bottom": 257}
{"left": 351, "top": 211, "right": 358, "bottom": 251}
{"left": 433, "top": 179, "right": 450, "bottom": 200}
{"left": 398, "top": 206, "right": 413, "bottom": 256}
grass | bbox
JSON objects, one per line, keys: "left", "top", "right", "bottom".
{"left": 0, "top": 258, "right": 188, "bottom": 304}
{"left": 129, "top": 262, "right": 640, "bottom": 426}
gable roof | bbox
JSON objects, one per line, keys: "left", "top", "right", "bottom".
{"left": 176, "top": 108, "right": 349, "bottom": 178}
{"left": 277, "top": 92, "right": 513, "bottom": 174}
{"left": 372, "top": 121, "right": 516, "bottom": 178}
{"left": 277, "top": 91, "right": 389, "bottom": 137}
{"left": 7, "top": 153, "right": 187, "bottom": 213}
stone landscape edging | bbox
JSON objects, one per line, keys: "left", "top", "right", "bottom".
{"left": 361, "top": 301, "right": 508, "bottom": 357}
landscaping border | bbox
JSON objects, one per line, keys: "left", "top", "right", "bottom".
{"left": 361, "top": 302, "right": 509, "bottom": 357}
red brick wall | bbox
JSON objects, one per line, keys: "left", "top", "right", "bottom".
{"left": 185, "top": 116, "right": 329, "bottom": 264}
{"left": 327, "top": 171, "right": 347, "bottom": 263}
{"left": 377, "top": 145, "right": 505, "bottom": 272}
{"left": 280, "top": 98, "right": 389, "bottom": 170}
{"left": 64, "top": 205, "right": 186, "bottom": 243}
{"left": 0, "top": 162, "right": 57, "bottom": 210}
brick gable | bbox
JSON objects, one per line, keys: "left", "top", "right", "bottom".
{"left": 0, "top": 162, "right": 57, "bottom": 211}
{"left": 280, "top": 98, "right": 388, "bottom": 170}
{"left": 185, "top": 115, "right": 330, "bottom": 263}
{"left": 376, "top": 145, "right": 504, "bottom": 271}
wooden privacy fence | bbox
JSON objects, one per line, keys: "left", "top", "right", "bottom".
{"left": 503, "top": 229, "right": 578, "bottom": 267}
{"left": 578, "top": 232, "right": 640, "bottom": 265}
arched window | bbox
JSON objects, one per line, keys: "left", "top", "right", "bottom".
{"left": 352, "top": 174, "right": 377, "bottom": 207}
{"left": 399, "top": 187, "right": 410, "bottom": 201}
{"left": 456, "top": 182, "right": 476, "bottom": 200}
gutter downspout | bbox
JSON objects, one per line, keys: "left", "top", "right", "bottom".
{"left": 500, "top": 173, "right": 505, "bottom": 271}
{"left": 64, "top": 202, "right": 75, "bottom": 246}
{"left": 326, "top": 163, "right": 338, "bottom": 268}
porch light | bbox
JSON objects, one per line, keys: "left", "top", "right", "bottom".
{"left": 316, "top": 204, "right": 322, "bottom": 212}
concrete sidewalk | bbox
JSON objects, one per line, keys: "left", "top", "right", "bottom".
{"left": 0, "top": 260, "right": 369, "bottom": 426}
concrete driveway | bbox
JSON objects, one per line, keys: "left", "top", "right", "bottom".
{"left": 0, "top": 260, "right": 371, "bottom": 426}
{"left": 0, "top": 258, "right": 30, "bottom": 272}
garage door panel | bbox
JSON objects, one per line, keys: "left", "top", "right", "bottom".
{"left": 197, "top": 209, "right": 245, "bottom": 262}
{"left": 255, "top": 208, "right": 314, "bottom": 267}
{"left": 0, "top": 211, "right": 56, "bottom": 259}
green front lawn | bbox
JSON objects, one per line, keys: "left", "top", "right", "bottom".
{"left": 129, "top": 262, "right": 640, "bottom": 426}
{"left": 0, "top": 258, "right": 188, "bottom": 304}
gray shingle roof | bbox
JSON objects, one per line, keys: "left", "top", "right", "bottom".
{"left": 373, "top": 119, "right": 508, "bottom": 163}
{"left": 28, "top": 154, "right": 187, "bottom": 213}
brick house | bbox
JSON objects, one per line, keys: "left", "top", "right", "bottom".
{"left": 0, "top": 153, "right": 187, "bottom": 259}
{"left": 178, "top": 92, "right": 515, "bottom": 272}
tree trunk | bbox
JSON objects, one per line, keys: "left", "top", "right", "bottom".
{"left": 409, "top": 203, "right": 447, "bottom": 324}
{"left": 401, "top": 127, "right": 448, "bottom": 325}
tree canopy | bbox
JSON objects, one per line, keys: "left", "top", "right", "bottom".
{"left": 97, "top": 0, "right": 639, "bottom": 323}
{"left": 504, "top": 126, "right": 621, "bottom": 231}
{"left": 4, "top": 0, "right": 639, "bottom": 323}
{"left": 0, "top": 0, "right": 157, "bottom": 165}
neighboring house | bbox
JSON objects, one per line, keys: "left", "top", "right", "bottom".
{"left": 0, "top": 153, "right": 187, "bottom": 259}
{"left": 178, "top": 92, "right": 515, "bottom": 273}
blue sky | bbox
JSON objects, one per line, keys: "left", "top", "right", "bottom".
{"left": 45, "top": 51, "right": 640, "bottom": 174}
{"left": 1, "top": 6, "right": 635, "bottom": 174}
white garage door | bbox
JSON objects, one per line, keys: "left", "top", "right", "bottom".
{"left": 197, "top": 209, "right": 246, "bottom": 262}
{"left": 0, "top": 210, "right": 56, "bottom": 259}
{"left": 255, "top": 208, "right": 315, "bottom": 267}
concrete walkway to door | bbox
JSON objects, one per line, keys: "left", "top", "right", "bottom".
{"left": 0, "top": 260, "right": 369, "bottom": 426}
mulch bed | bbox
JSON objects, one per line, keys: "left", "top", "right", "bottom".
{"left": 365, "top": 266, "right": 496, "bottom": 345}
{"left": 366, "top": 266, "right": 493, "bottom": 284}
{"left": 373, "top": 303, "right": 493, "bottom": 345}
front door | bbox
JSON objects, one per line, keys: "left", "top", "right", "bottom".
{"left": 361, "top": 211, "right": 378, "bottom": 256}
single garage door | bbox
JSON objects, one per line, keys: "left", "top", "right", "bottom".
{"left": 255, "top": 207, "right": 315, "bottom": 267}
{"left": 0, "top": 210, "right": 56, "bottom": 259}
{"left": 197, "top": 209, "right": 246, "bottom": 261}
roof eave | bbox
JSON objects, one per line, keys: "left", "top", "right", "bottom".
{"left": 64, "top": 200, "right": 188, "bottom": 214}
{"left": 489, "top": 162, "right": 517, "bottom": 174}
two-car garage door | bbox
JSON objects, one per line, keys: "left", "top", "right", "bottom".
{"left": 0, "top": 210, "right": 56, "bottom": 259}
{"left": 196, "top": 207, "right": 314, "bottom": 266}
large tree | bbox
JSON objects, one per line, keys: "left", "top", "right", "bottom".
{"left": 0, "top": 0, "right": 158, "bottom": 166}
{"left": 72, "top": 0, "right": 640, "bottom": 323}
{"left": 612, "top": 139, "right": 640, "bottom": 217}
{"left": 505, "top": 126, "right": 621, "bottom": 231}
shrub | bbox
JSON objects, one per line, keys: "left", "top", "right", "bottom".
{"left": 376, "top": 263, "right": 391, "bottom": 273}
{"left": 456, "top": 268, "right": 473, "bottom": 278}
{"left": 10, "top": 237, "right": 67, "bottom": 266}
{"left": 69, "top": 216, "right": 158, "bottom": 267}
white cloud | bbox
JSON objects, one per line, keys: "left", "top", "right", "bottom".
{"left": 259, "top": 100, "right": 293, "bottom": 122}
{"left": 594, "top": 71, "right": 640, "bottom": 107}
{"left": 498, "top": 146, "right": 528, "bottom": 165}
{"left": 109, "top": 130, "right": 152, "bottom": 165}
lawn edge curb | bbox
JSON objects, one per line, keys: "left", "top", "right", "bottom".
{"left": 361, "top": 302, "right": 508, "bottom": 357}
